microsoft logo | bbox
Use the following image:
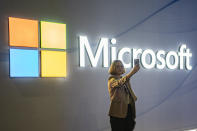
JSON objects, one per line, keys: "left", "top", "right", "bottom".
{"left": 9, "top": 17, "right": 67, "bottom": 77}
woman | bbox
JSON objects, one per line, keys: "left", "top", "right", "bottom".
{"left": 108, "top": 60, "right": 140, "bottom": 131}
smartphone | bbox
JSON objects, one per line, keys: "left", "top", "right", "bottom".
{"left": 134, "top": 59, "right": 139, "bottom": 65}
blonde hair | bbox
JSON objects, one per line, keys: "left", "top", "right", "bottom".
{"left": 108, "top": 60, "right": 125, "bottom": 75}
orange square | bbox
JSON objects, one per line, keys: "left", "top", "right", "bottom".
{"left": 9, "top": 17, "right": 38, "bottom": 48}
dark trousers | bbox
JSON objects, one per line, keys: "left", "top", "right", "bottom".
{"left": 110, "top": 104, "right": 136, "bottom": 131}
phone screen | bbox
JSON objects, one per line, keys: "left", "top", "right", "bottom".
{"left": 134, "top": 59, "right": 139, "bottom": 65}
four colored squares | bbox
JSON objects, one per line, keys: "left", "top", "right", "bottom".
{"left": 9, "top": 17, "right": 67, "bottom": 77}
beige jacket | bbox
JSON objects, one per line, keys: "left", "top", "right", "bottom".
{"left": 108, "top": 75, "right": 137, "bottom": 118}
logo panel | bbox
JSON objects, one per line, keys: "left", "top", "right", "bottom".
{"left": 9, "top": 17, "right": 67, "bottom": 77}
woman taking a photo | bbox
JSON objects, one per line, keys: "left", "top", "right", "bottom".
{"left": 108, "top": 60, "right": 140, "bottom": 131}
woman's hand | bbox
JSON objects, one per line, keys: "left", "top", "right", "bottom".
{"left": 132, "top": 65, "right": 140, "bottom": 74}
{"left": 126, "top": 65, "right": 140, "bottom": 79}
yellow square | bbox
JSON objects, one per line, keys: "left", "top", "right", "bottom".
{"left": 41, "top": 50, "right": 66, "bottom": 77}
{"left": 41, "top": 21, "right": 66, "bottom": 49}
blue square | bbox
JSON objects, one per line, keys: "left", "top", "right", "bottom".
{"left": 10, "top": 48, "right": 39, "bottom": 77}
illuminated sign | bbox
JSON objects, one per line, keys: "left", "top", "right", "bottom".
{"left": 8, "top": 17, "right": 193, "bottom": 76}
{"left": 9, "top": 17, "right": 67, "bottom": 77}
{"left": 79, "top": 36, "right": 192, "bottom": 70}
